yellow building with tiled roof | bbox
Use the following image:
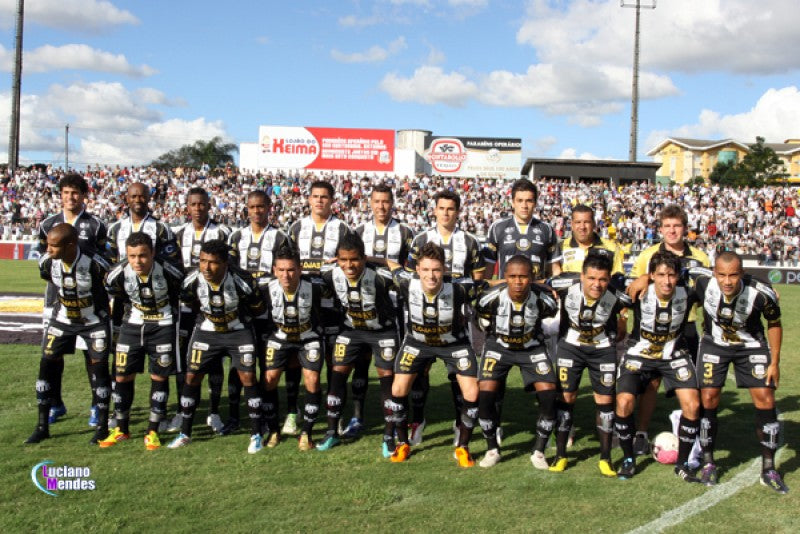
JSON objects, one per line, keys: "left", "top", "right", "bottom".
{"left": 647, "top": 137, "right": 800, "bottom": 184}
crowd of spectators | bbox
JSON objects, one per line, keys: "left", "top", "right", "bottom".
{"left": 2, "top": 165, "right": 799, "bottom": 266}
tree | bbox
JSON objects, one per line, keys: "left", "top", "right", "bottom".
{"left": 708, "top": 136, "right": 788, "bottom": 187}
{"left": 150, "top": 136, "right": 238, "bottom": 170}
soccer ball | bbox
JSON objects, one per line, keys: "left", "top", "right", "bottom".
{"left": 651, "top": 431, "right": 679, "bottom": 464}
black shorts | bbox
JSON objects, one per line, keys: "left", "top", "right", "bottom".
{"left": 617, "top": 352, "right": 697, "bottom": 395}
{"left": 43, "top": 320, "right": 110, "bottom": 362}
{"left": 698, "top": 339, "right": 774, "bottom": 389}
{"left": 479, "top": 338, "right": 555, "bottom": 388}
{"left": 332, "top": 329, "right": 399, "bottom": 371}
{"left": 187, "top": 329, "right": 257, "bottom": 375}
{"left": 395, "top": 336, "right": 477, "bottom": 378}
{"left": 556, "top": 341, "right": 617, "bottom": 396}
{"left": 114, "top": 323, "right": 177, "bottom": 378}
{"left": 264, "top": 336, "right": 324, "bottom": 372}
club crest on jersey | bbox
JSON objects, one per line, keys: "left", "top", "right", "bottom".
{"left": 374, "top": 239, "right": 386, "bottom": 252}
{"left": 306, "top": 349, "right": 320, "bottom": 362}
{"left": 536, "top": 361, "right": 550, "bottom": 375}
{"left": 511, "top": 315, "right": 524, "bottom": 327}
{"left": 285, "top": 306, "right": 297, "bottom": 318}
{"left": 382, "top": 347, "right": 395, "bottom": 361}
{"left": 141, "top": 287, "right": 153, "bottom": 298}
{"left": 457, "top": 357, "right": 471, "bottom": 371}
{"left": 242, "top": 353, "right": 254, "bottom": 366}
{"left": 211, "top": 295, "right": 223, "bottom": 306}
{"left": 444, "top": 249, "right": 452, "bottom": 262}
{"left": 676, "top": 366, "right": 692, "bottom": 381}
{"left": 349, "top": 291, "right": 361, "bottom": 302}
{"left": 601, "top": 373, "right": 614, "bottom": 386}
{"left": 657, "top": 312, "right": 670, "bottom": 323}
{"left": 92, "top": 338, "right": 106, "bottom": 352}
{"left": 312, "top": 236, "right": 324, "bottom": 249}
{"left": 63, "top": 276, "right": 76, "bottom": 289}
{"left": 581, "top": 309, "right": 594, "bottom": 320}
{"left": 424, "top": 306, "right": 437, "bottom": 318}
{"left": 720, "top": 307, "right": 734, "bottom": 318}
{"left": 248, "top": 247, "right": 260, "bottom": 259}
{"left": 517, "top": 238, "right": 531, "bottom": 251}
{"left": 192, "top": 244, "right": 201, "bottom": 255}
{"left": 158, "top": 354, "right": 172, "bottom": 367}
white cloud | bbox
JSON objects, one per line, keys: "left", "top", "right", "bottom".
{"left": 533, "top": 135, "right": 558, "bottom": 154}
{"left": 557, "top": 148, "right": 603, "bottom": 160}
{"left": 0, "top": 44, "right": 155, "bottom": 77}
{"left": 380, "top": 65, "right": 478, "bottom": 106}
{"left": 338, "top": 14, "right": 382, "bottom": 28}
{"left": 448, "top": 0, "right": 487, "bottom": 7}
{"left": 0, "top": 81, "right": 228, "bottom": 166}
{"left": 518, "top": 0, "right": 800, "bottom": 75}
{"left": 331, "top": 37, "right": 407, "bottom": 63}
{"left": 0, "top": 0, "right": 138, "bottom": 32}
{"left": 645, "top": 86, "right": 800, "bottom": 151}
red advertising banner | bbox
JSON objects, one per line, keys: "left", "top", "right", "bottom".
{"left": 258, "top": 126, "right": 395, "bottom": 172}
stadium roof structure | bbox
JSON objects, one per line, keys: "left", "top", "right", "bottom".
{"left": 521, "top": 158, "right": 660, "bottom": 185}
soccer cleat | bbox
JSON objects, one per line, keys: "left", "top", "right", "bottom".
{"left": 700, "top": 463, "right": 718, "bottom": 486}
{"left": 266, "top": 432, "right": 280, "bottom": 448}
{"left": 341, "top": 417, "right": 364, "bottom": 439}
{"left": 298, "top": 432, "right": 314, "bottom": 451}
{"left": 98, "top": 427, "right": 130, "bottom": 448}
{"left": 617, "top": 457, "right": 636, "bottom": 480}
{"left": 167, "top": 433, "right": 191, "bottom": 449}
{"left": 479, "top": 448, "right": 502, "bottom": 468}
{"left": 24, "top": 427, "right": 50, "bottom": 444}
{"left": 89, "top": 427, "right": 110, "bottom": 445}
{"left": 382, "top": 441, "right": 394, "bottom": 459}
{"left": 247, "top": 434, "right": 263, "bottom": 454}
{"left": 452, "top": 420, "right": 461, "bottom": 447}
{"left": 390, "top": 442, "right": 410, "bottom": 463}
{"left": 317, "top": 433, "right": 341, "bottom": 451}
{"left": 760, "top": 470, "right": 789, "bottom": 494}
{"left": 409, "top": 419, "right": 426, "bottom": 446}
{"left": 530, "top": 450, "right": 549, "bottom": 470}
{"left": 48, "top": 404, "right": 67, "bottom": 424}
{"left": 282, "top": 413, "right": 299, "bottom": 436}
{"left": 549, "top": 456, "right": 568, "bottom": 472}
{"left": 454, "top": 446, "right": 475, "bottom": 468}
{"left": 674, "top": 463, "right": 702, "bottom": 483}
{"left": 598, "top": 459, "right": 617, "bottom": 478}
{"left": 219, "top": 418, "right": 240, "bottom": 436}
{"left": 633, "top": 431, "right": 650, "bottom": 456}
{"left": 144, "top": 431, "right": 161, "bottom": 451}
{"left": 88, "top": 405, "right": 99, "bottom": 427}
{"left": 166, "top": 413, "right": 183, "bottom": 433}
{"left": 157, "top": 419, "right": 170, "bottom": 434}
{"left": 207, "top": 413, "right": 224, "bottom": 434}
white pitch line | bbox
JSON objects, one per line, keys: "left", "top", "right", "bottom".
{"left": 627, "top": 448, "right": 785, "bottom": 534}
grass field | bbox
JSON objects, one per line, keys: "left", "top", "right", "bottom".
{"left": 0, "top": 258, "right": 46, "bottom": 293}
{"left": 1, "top": 261, "right": 798, "bottom": 533}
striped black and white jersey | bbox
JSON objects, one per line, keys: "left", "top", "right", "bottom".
{"left": 484, "top": 216, "right": 561, "bottom": 278}
{"left": 105, "top": 259, "right": 184, "bottom": 326}
{"left": 475, "top": 282, "right": 558, "bottom": 350}
{"left": 228, "top": 225, "right": 291, "bottom": 285}
{"left": 550, "top": 274, "right": 631, "bottom": 348}
{"left": 264, "top": 277, "right": 322, "bottom": 343}
{"left": 39, "top": 250, "right": 110, "bottom": 325}
{"left": 174, "top": 220, "right": 231, "bottom": 269}
{"left": 107, "top": 212, "right": 180, "bottom": 266}
{"left": 321, "top": 264, "right": 396, "bottom": 331}
{"left": 626, "top": 284, "right": 695, "bottom": 360}
{"left": 407, "top": 227, "right": 484, "bottom": 279}
{"left": 392, "top": 269, "right": 472, "bottom": 346}
{"left": 180, "top": 266, "right": 265, "bottom": 333}
{"left": 289, "top": 215, "right": 351, "bottom": 275}
{"left": 689, "top": 268, "right": 781, "bottom": 348}
{"left": 355, "top": 218, "right": 414, "bottom": 265}
{"left": 38, "top": 209, "right": 108, "bottom": 258}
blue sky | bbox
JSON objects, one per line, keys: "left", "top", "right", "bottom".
{"left": 1, "top": 0, "right": 799, "bottom": 168}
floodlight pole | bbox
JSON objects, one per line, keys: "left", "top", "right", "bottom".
{"left": 621, "top": 0, "right": 656, "bottom": 162}
{"left": 65, "top": 124, "right": 69, "bottom": 170}
{"left": 7, "top": 0, "right": 24, "bottom": 172}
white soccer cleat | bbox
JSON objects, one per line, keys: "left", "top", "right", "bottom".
{"left": 409, "top": 419, "right": 426, "bottom": 446}
{"left": 282, "top": 413, "right": 299, "bottom": 436}
{"left": 247, "top": 434, "right": 263, "bottom": 454}
{"left": 530, "top": 450, "right": 549, "bottom": 470}
{"left": 166, "top": 413, "right": 183, "bottom": 433}
{"left": 207, "top": 413, "right": 224, "bottom": 434}
{"left": 479, "top": 448, "right": 502, "bottom": 468}
{"left": 167, "top": 433, "right": 191, "bottom": 449}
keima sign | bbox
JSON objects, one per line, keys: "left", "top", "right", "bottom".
{"left": 258, "top": 126, "right": 394, "bottom": 172}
